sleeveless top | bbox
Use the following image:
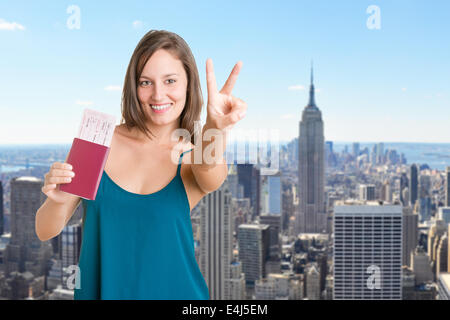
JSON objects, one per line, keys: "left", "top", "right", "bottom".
{"left": 73, "top": 149, "right": 210, "bottom": 300}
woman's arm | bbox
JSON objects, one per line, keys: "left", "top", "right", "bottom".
{"left": 189, "top": 58, "right": 247, "bottom": 194}
{"left": 190, "top": 121, "right": 229, "bottom": 194}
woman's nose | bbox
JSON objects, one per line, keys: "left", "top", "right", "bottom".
{"left": 151, "top": 82, "right": 164, "bottom": 101}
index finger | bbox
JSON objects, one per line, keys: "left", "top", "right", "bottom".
{"left": 52, "top": 162, "right": 72, "bottom": 170}
{"left": 220, "top": 61, "right": 242, "bottom": 95}
{"left": 206, "top": 58, "right": 218, "bottom": 99}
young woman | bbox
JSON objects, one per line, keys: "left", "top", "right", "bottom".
{"left": 35, "top": 30, "right": 247, "bottom": 300}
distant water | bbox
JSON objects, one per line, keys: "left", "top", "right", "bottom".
{"left": 0, "top": 165, "right": 27, "bottom": 173}
{"left": 332, "top": 142, "right": 450, "bottom": 171}
{"left": 229, "top": 141, "right": 450, "bottom": 171}
{"left": 1, "top": 142, "right": 449, "bottom": 172}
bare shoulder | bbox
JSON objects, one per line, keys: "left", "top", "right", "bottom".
{"left": 104, "top": 124, "right": 135, "bottom": 170}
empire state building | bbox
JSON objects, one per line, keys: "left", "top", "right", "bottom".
{"left": 296, "top": 64, "right": 326, "bottom": 234}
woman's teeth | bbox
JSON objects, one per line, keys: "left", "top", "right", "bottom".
{"left": 150, "top": 103, "right": 172, "bottom": 110}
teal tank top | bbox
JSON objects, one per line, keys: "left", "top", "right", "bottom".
{"left": 73, "top": 149, "right": 210, "bottom": 300}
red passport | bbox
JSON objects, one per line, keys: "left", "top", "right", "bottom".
{"left": 60, "top": 137, "right": 110, "bottom": 200}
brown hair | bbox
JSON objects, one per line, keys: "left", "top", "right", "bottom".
{"left": 121, "top": 30, "right": 203, "bottom": 144}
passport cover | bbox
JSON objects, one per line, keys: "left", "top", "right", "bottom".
{"left": 60, "top": 137, "right": 110, "bottom": 200}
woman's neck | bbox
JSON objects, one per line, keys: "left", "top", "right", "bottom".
{"left": 126, "top": 121, "right": 187, "bottom": 149}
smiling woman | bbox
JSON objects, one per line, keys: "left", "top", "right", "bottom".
{"left": 36, "top": 29, "right": 247, "bottom": 301}
{"left": 121, "top": 31, "right": 203, "bottom": 144}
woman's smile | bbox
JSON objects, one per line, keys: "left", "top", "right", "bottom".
{"left": 150, "top": 103, "right": 173, "bottom": 113}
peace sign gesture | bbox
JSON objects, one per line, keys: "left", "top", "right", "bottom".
{"left": 205, "top": 59, "right": 247, "bottom": 131}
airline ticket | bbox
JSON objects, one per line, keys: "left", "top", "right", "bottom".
{"left": 76, "top": 108, "right": 116, "bottom": 147}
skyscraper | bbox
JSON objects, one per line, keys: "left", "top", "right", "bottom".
{"left": 446, "top": 166, "right": 450, "bottom": 207}
{"left": 297, "top": 63, "right": 326, "bottom": 234}
{"left": 376, "top": 142, "right": 385, "bottom": 164}
{"left": 402, "top": 207, "right": 418, "bottom": 268}
{"left": 333, "top": 204, "right": 403, "bottom": 300}
{"left": 199, "top": 182, "right": 233, "bottom": 300}
{"left": 0, "top": 180, "right": 3, "bottom": 236}
{"left": 359, "top": 184, "right": 376, "bottom": 201}
{"left": 237, "top": 224, "right": 270, "bottom": 287}
{"left": 352, "top": 142, "right": 360, "bottom": 158}
{"left": 268, "top": 173, "right": 282, "bottom": 215}
{"left": 226, "top": 261, "right": 246, "bottom": 300}
{"left": 4, "top": 177, "right": 53, "bottom": 277}
{"left": 409, "top": 164, "right": 419, "bottom": 208}
{"left": 400, "top": 173, "right": 409, "bottom": 206}
{"left": 237, "top": 164, "right": 260, "bottom": 219}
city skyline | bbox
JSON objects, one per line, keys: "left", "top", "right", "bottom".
{"left": 1, "top": 0, "right": 450, "bottom": 303}
{"left": 1, "top": 1, "right": 450, "bottom": 144}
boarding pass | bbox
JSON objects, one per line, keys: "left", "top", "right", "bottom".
{"left": 76, "top": 108, "right": 116, "bottom": 147}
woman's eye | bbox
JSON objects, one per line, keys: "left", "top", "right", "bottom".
{"left": 166, "top": 79, "right": 176, "bottom": 84}
{"left": 140, "top": 81, "right": 151, "bottom": 86}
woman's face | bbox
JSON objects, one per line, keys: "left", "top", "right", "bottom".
{"left": 137, "top": 49, "right": 188, "bottom": 128}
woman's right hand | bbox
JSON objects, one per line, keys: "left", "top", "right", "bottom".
{"left": 41, "top": 162, "right": 76, "bottom": 204}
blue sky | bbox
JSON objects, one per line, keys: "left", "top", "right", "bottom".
{"left": 0, "top": 0, "right": 449, "bottom": 144}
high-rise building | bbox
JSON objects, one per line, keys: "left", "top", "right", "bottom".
{"left": 411, "top": 246, "right": 434, "bottom": 284}
{"left": 237, "top": 164, "right": 260, "bottom": 218}
{"left": 352, "top": 142, "right": 360, "bottom": 158}
{"left": 371, "top": 144, "right": 377, "bottom": 165}
{"left": 199, "top": 183, "right": 233, "bottom": 300}
{"left": 436, "top": 233, "right": 448, "bottom": 278}
{"left": 60, "top": 221, "right": 82, "bottom": 290}
{"left": 305, "top": 264, "right": 321, "bottom": 300}
{"left": 268, "top": 173, "right": 281, "bottom": 215}
{"left": 417, "top": 197, "right": 432, "bottom": 222}
{"left": 225, "top": 164, "right": 244, "bottom": 199}
{"left": 438, "top": 273, "right": 450, "bottom": 300}
{"left": 0, "top": 180, "right": 3, "bottom": 236}
{"left": 359, "top": 184, "right": 376, "bottom": 201}
{"left": 419, "top": 175, "right": 431, "bottom": 199}
{"left": 438, "top": 207, "right": 450, "bottom": 224}
{"left": 254, "top": 273, "right": 291, "bottom": 300}
{"left": 400, "top": 173, "right": 409, "bottom": 207}
{"left": 225, "top": 261, "right": 246, "bottom": 300}
{"left": 333, "top": 204, "right": 403, "bottom": 300}
{"left": 237, "top": 224, "right": 270, "bottom": 287}
{"left": 409, "top": 164, "right": 419, "bottom": 208}
{"left": 446, "top": 167, "right": 450, "bottom": 207}
{"left": 428, "top": 220, "right": 447, "bottom": 278}
{"left": 376, "top": 142, "right": 385, "bottom": 164}
{"left": 381, "top": 180, "right": 393, "bottom": 203}
{"left": 297, "top": 64, "right": 326, "bottom": 234}
{"left": 4, "top": 177, "right": 53, "bottom": 278}
{"left": 325, "top": 141, "right": 335, "bottom": 168}
{"left": 402, "top": 207, "right": 418, "bottom": 268}
{"left": 260, "top": 214, "right": 282, "bottom": 274}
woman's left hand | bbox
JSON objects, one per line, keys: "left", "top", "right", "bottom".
{"left": 205, "top": 59, "right": 247, "bottom": 131}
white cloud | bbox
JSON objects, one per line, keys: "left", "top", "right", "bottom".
{"left": 0, "top": 18, "right": 25, "bottom": 31}
{"left": 104, "top": 85, "right": 122, "bottom": 91}
{"left": 132, "top": 20, "right": 143, "bottom": 29}
{"left": 288, "top": 84, "right": 305, "bottom": 91}
{"left": 76, "top": 100, "right": 93, "bottom": 106}
{"left": 401, "top": 87, "right": 407, "bottom": 92}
